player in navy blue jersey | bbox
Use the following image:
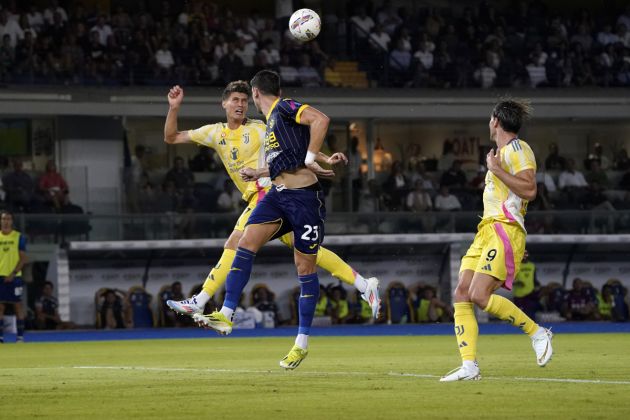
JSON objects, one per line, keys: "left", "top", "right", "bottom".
{"left": 194, "top": 70, "right": 344, "bottom": 369}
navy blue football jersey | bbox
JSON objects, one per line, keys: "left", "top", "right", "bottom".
{"left": 264, "top": 98, "right": 311, "bottom": 180}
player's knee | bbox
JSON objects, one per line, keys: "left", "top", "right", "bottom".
{"left": 295, "top": 257, "right": 316, "bottom": 276}
{"left": 469, "top": 286, "right": 491, "bottom": 309}
{"left": 224, "top": 230, "right": 242, "bottom": 250}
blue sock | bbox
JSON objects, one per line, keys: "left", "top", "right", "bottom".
{"left": 17, "top": 319, "right": 24, "bottom": 338}
{"left": 224, "top": 247, "right": 256, "bottom": 310}
{"left": 298, "top": 273, "right": 320, "bottom": 335}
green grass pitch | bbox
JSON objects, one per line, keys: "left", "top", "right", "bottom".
{"left": 1, "top": 334, "right": 630, "bottom": 419}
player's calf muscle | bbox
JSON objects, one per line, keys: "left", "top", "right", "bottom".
{"left": 454, "top": 270, "right": 474, "bottom": 302}
{"left": 224, "top": 230, "right": 243, "bottom": 250}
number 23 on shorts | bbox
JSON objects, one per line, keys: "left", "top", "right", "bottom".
{"left": 301, "top": 224, "right": 319, "bottom": 249}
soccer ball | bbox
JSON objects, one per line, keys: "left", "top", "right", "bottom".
{"left": 289, "top": 9, "right": 321, "bottom": 42}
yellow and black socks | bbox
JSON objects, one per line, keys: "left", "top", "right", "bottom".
{"left": 454, "top": 302, "right": 479, "bottom": 362}
{"left": 484, "top": 294, "right": 538, "bottom": 336}
{"left": 316, "top": 247, "right": 365, "bottom": 290}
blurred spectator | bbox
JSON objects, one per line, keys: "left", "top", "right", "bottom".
{"left": 348, "top": 137, "right": 362, "bottom": 211}
{"left": 409, "top": 161, "right": 436, "bottom": 194}
{"left": 351, "top": 289, "right": 373, "bottom": 324}
{"left": 587, "top": 142, "right": 611, "bottom": 170}
{"left": 512, "top": 251, "right": 540, "bottom": 319}
{"left": 566, "top": 278, "right": 600, "bottom": 321}
{"left": 162, "top": 282, "right": 189, "bottom": 327}
{"left": 570, "top": 24, "right": 593, "bottom": 51}
{"left": 406, "top": 180, "right": 432, "bottom": 212}
{"left": 100, "top": 289, "right": 126, "bottom": 329}
{"left": 189, "top": 147, "right": 217, "bottom": 172}
{"left": 597, "top": 24, "right": 620, "bottom": 46}
{"left": 434, "top": 185, "right": 462, "bottom": 211}
{"left": 413, "top": 40, "right": 434, "bottom": 71}
{"left": 586, "top": 160, "right": 610, "bottom": 188}
{"left": 314, "top": 285, "right": 329, "bottom": 317}
{"left": 90, "top": 15, "right": 113, "bottom": 46}
{"left": 35, "top": 281, "right": 74, "bottom": 330}
{"left": 614, "top": 148, "right": 630, "bottom": 171}
{"left": 259, "top": 39, "right": 280, "bottom": 67}
{"left": 216, "top": 180, "right": 241, "bottom": 213}
{"left": 155, "top": 40, "right": 175, "bottom": 71}
{"left": 252, "top": 285, "right": 281, "bottom": 327}
{"left": 2, "top": 159, "right": 34, "bottom": 211}
{"left": 164, "top": 156, "right": 194, "bottom": 192}
{"left": 369, "top": 24, "right": 390, "bottom": 51}
{"left": 415, "top": 286, "right": 453, "bottom": 323}
{"left": 558, "top": 159, "right": 589, "bottom": 190}
{"left": 384, "top": 161, "right": 409, "bottom": 211}
{"left": 218, "top": 43, "right": 244, "bottom": 84}
{"left": 545, "top": 143, "right": 566, "bottom": 170}
{"left": 598, "top": 284, "right": 615, "bottom": 320}
{"left": 155, "top": 180, "right": 180, "bottom": 213}
{"left": 43, "top": 0, "right": 68, "bottom": 25}
{"left": 38, "top": 160, "right": 69, "bottom": 209}
{"left": 330, "top": 286, "right": 351, "bottom": 324}
{"left": 278, "top": 53, "right": 298, "bottom": 86}
{"left": 440, "top": 160, "right": 466, "bottom": 190}
{"left": 473, "top": 57, "right": 497, "bottom": 88}
{"left": 536, "top": 163, "right": 557, "bottom": 193}
{"left": 297, "top": 54, "right": 321, "bottom": 88}
{"left": 0, "top": 10, "right": 23, "bottom": 48}
{"left": 350, "top": 7, "right": 375, "bottom": 40}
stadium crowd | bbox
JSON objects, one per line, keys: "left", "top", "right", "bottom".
{"left": 0, "top": 1, "right": 630, "bottom": 88}
{"left": 27, "top": 272, "right": 629, "bottom": 330}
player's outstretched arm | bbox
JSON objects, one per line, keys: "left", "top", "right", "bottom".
{"left": 164, "top": 85, "right": 192, "bottom": 144}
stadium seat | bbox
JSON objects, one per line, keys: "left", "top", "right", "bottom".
{"left": 385, "top": 282, "right": 413, "bottom": 324}
{"left": 126, "top": 286, "right": 155, "bottom": 328}
{"left": 94, "top": 288, "right": 127, "bottom": 328}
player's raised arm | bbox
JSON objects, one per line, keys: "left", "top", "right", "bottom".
{"left": 164, "top": 85, "right": 192, "bottom": 144}
{"left": 297, "top": 106, "right": 330, "bottom": 163}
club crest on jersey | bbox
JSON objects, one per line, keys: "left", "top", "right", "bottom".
{"left": 243, "top": 133, "right": 250, "bottom": 144}
{"left": 231, "top": 147, "right": 239, "bottom": 160}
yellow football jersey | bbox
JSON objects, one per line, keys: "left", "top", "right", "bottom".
{"left": 189, "top": 119, "right": 271, "bottom": 201}
{"left": 482, "top": 138, "right": 536, "bottom": 230}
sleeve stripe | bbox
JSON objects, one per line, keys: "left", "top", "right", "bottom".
{"left": 295, "top": 104, "right": 310, "bottom": 124}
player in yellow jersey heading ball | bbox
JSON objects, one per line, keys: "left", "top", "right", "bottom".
{"left": 163, "top": 81, "right": 380, "bottom": 319}
{"left": 440, "top": 98, "right": 553, "bottom": 382}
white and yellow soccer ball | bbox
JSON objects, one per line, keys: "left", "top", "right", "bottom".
{"left": 289, "top": 9, "right": 321, "bottom": 42}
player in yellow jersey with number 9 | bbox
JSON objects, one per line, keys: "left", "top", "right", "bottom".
{"left": 441, "top": 98, "right": 553, "bottom": 382}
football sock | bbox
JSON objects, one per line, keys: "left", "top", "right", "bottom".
{"left": 353, "top": 274, "right": 368, "bottom": 294}
{"left": 201, "top": 248, "right": 236, "bottom": 299}
{"left": 316, "top": 246, "right": 361, "bottom": 288}
{"left": 222, "top": 247, "right": 256, "bottom": 313}
{"left": 484, "top": 294, "right": 538, "bottom": 336}
{"left": 454, "top": 302, "right": 478, "bottom": 362}
{"left": 297, "top": 273, "right": 319, "bottom": 335}
{"left": 16, "top": 319, "right": 24, "bottom": 338}
{"left": 295, "top": 333, "right": 308, "bottom": 349}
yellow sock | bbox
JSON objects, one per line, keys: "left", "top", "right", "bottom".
{"left": 316, "top": 246, "right": 356, "bottom": 286}
{"left": 202, "top": 248, "right": 237, "bottom": 296}
{"left": 454, "top": 302, "right": 478, "bottom": 362}
{"left": 484, "top": 294, "right": 539, "bottom": 336}
{"left": 278, "top": 233, "right": 357, "bottom": 287}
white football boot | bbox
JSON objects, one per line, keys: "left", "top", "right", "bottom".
{"left": 440, "top": 361, "right": 481, "bottom": 382}
{"left": 361, "top": 277, "right": 381, "bottom": 318}
{"left": 166, "top": 295, "right": 204, "bottom": 316}
{"left": 531, "top": 327, "right": 553, "bottom": 367}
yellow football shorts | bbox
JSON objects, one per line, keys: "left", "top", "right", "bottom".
{"left": 460, "top": 220, "right": 526, "bottom": 290}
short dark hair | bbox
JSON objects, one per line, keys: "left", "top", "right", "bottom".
{"left": 492, "top": 98, "right": 532, "bottom": 133}
{"left": 250, "top": 70, "right": 280, "bottom": 96}
{"left": 1, "top": 210, "right": 13, "bottom": 218}
{"left": 222, "top": 80, "right": 250, "bottom": 101}
{"left": 44, "top": 281, "right": 54, "bottom": 288}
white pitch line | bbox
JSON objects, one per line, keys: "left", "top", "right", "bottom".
{"left": 391, "top": 372, "right": 630, "bottom": 385}
{"left": 70, "top": 366, "right": 630, "bottom": 385}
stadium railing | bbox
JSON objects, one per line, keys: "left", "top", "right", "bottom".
{"left": 11, "top": 209, "right": 630, "bottom": 243}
